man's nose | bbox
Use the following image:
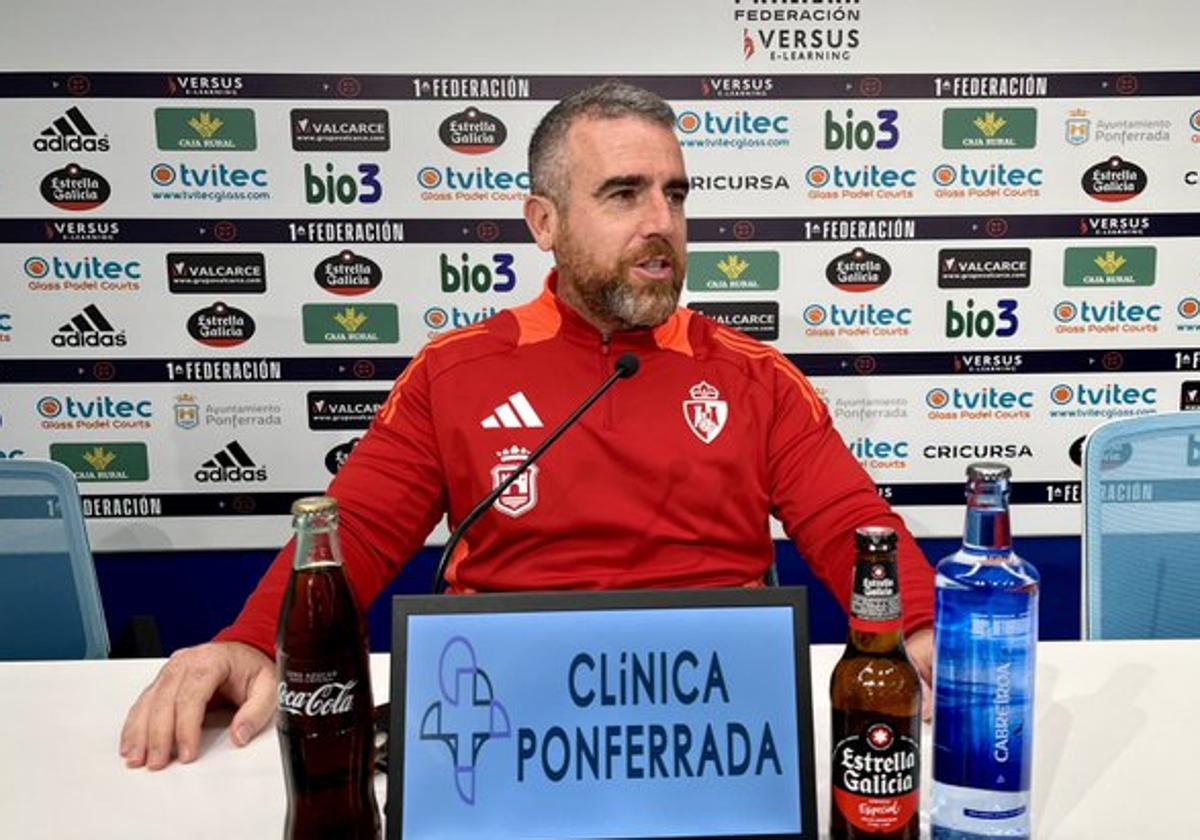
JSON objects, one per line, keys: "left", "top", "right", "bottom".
{"left": 638, "top": 191, "right": 677, "bottom": 238}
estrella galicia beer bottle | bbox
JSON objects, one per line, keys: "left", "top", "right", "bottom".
{"left": 276, "top": 496, "right": 380, "bottom": 840}
{"left": 830, "top": 526, "right": 921, "bottom": 839}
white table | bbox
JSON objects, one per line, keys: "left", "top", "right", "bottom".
{"left": 0, "top": 640, "right": 1195, "bottom": 838}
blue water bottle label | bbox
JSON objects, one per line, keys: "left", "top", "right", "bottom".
{"left": 933, "top": 588, "right": 1035, "bottom": 794}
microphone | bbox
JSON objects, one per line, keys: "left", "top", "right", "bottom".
{"left": 431, "top": 352, "right": 640, "bottom": 593}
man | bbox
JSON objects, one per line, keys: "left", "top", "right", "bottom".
{"left": 121, "top": 81, "right": 934, "bottom": 771}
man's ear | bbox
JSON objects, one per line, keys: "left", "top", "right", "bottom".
{"left": 523, "top": 193, "right": 559, "bottom": 253}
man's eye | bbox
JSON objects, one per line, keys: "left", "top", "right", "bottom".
{"left": 667, "top": 190, "right": 688, "bottom": 207}
{"left": 610, "top": 189, "right": 636, "bottom": 201}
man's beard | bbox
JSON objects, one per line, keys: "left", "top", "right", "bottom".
{"left": 557, "top": 233, "right": 684, "bottom": 329}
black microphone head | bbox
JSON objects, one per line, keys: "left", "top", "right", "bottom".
{"left": 614, "top": 353, "right": 639, "bottom": 379}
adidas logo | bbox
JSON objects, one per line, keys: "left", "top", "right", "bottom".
{"left": 52, "top": 304, "right": 127, "bottom": 348}
{"left": 480, "top": 392, "right": 544, "bottom": 429}
{"left": 34, "top": 107, "right": 111, "bottom": 152}
{"left": 194, "top": 440, "right": 267, "bottom": 482}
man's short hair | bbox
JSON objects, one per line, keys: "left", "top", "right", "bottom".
{"left": 528, "top": 80, "right": 676, "bottom": 204}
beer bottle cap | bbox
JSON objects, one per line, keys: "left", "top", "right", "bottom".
{"left": 967, "top": 462, "right": 1012, "bottom": 482}
{"left": 291, "top": 495, "right": 338, "bottom": 517}
{"left": 854, "top": 526, "right": 897, "bottom": 552}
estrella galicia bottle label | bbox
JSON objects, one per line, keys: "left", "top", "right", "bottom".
{"left": 832, "top": 712, "right": 920, "bottom": 833}
{"left": 849, "top": 557, "right": 902, "bottom": 633}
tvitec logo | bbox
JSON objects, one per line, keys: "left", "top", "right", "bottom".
{"left": 419, "top": 636, "right": 511, "bottom": 805}
{"left": 440, "top": 252, "right": 516, "bottom": 293}
{"left": 675, "top": 109, "right": 790, "bottom": 149}
{"left": 931, "top": 162, "right": 1043, "bottom": 198}
{"left": 304, "top": 162, "right": 382, "bottom": 205}
{"left": 1048, "top": 382, "right": 1157, "bottom": 419}
{"left": 847, "top": 436, "right": 909, "bottom": 471}
{"left": 417, "top": 165, "right": 530, "bottom": 202}
{"left": 150, "top": 162, "right": 270, "bottom": 200}
{"left": 924, "top": 386, "right": 1034, "bottom": 421}
{"left": 803, "top": 302, "right": 912, "bottom": 337}
{"left": 1053, "top": 299, "right": 1161, "bottom": 335}
{"left": 824, "top": 108, "right": 899, "bottom": 150}
{"left": 37, "top": 394, "right": 153, "bottom": 430}
{"left": 803, "top": 164, "right": 917, "bottom": 201}
{"left": 24, "top": 255, "right": 142, "bottom": 293}
{"left": 944, "top": 298, "right": 1019, "bottom": 339}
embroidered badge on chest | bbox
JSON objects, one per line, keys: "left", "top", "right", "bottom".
{"left": 683, "top": 381, "right": 728, "bottom": 444}
{"left": 490, "top": 446, "right": 538, "bottom": 517}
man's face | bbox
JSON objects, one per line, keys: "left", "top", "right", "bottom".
{"left": 550, "top": 116, "right": 689, "bottom": 330}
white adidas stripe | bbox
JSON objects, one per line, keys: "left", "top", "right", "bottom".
{"left": 480, "top": 391, "right": 544, "bottom": 428}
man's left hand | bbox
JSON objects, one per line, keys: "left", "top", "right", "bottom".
{"left": 905, "top": 626, "right": 933, "bottom": 722}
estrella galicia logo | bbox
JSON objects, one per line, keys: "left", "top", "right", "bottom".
{"left": 419, "top": 636, "right": 511, "bottom": 805}
{"left": 439, "top": 107, "right": 507, "bottom": 154}
{"left": 314, "top": 250, "right": 382, "bottom": 296}
{"left": 1082, "top": 156, "right": 1147, "bottom": 202}
{"left": 41, "top": 163, "right": 111, "bottom": 211}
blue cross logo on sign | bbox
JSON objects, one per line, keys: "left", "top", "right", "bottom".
{"left": 419, "top": 636, "right": 512, "bottom": 805}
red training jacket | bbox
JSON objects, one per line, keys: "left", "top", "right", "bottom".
{"left": 217, "top": 272, "right": 934, "bottom": 657}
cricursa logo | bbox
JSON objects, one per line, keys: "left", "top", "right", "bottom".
{"left": 675, "top": 109, "right": 790, "bottom": 149}
{"left": 1048, "top": 382, "right": 1157, "bottom": 419}
{"left": 439, "top": 107, "right": 507, "bottom": 154}
{"left": 924, "top": 386, "right": 1034, "bottom": 421}
{"left": 419, "top": 636, "right": 512, "bottom": 805}
{"left": 1082, "top": 156, "right": 1147, "bottom": 202}
{"left": 41, "top": 163, "right": 111, "bottom": 211}
{"left": 804, "top": 164, "right": 916, "bottom": 201}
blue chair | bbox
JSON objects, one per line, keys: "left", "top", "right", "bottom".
{"left": 1082, "top": 412, "right": 1200, "bottom": 640}
{"left": 0, "top": 459, "right": 109, "bottom": 659}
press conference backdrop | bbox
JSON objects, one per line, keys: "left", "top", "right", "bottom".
{"left": 1, "top": 0, "right": 1199, "bottom": 554}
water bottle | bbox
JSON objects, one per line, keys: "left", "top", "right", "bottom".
{"left": 931, "top": 463, "right": 1039, "bottom": 839}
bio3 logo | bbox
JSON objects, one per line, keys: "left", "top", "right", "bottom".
{"left": 440, "top": 253, "right": 516, "bottom": 293}
{"left": 945, "top": 298, "right": 1019, "bottom": 339}
{"left": 824, "top": 108, "right": 899, "bottom": 150}
{"left": 303, "top": 162, "right": 382, "bottom": 205}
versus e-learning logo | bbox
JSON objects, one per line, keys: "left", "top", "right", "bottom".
{"left": 150, "top": 161, "right": 270, "bottom": 201}
{"left": 676, "top": 109, "right": 790, "bottom": 149}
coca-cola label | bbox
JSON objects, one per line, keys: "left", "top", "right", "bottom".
{"left": 278, "top": 675, "right": 359, "bottom": 717}
{"left": 849, "top": 557, "right": 901, "bottom": 631}
{"left": 832, "top": 715, "right": 920, "bottom": 834}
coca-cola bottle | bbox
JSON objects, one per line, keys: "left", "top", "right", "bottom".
{"left": 276, "top": 496, "right": 380, "bottom": 840}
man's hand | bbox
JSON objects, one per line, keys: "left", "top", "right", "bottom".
{"left": 905, "top": 626, "right": 934, "bottom": 722}
{"left": 119, "top": 641, "right": 276, "bottom": 770}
